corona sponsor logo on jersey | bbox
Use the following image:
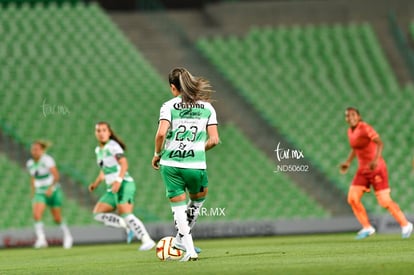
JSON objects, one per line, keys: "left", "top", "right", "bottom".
{"left": 173, "top": 102, "right": 205, "bottom": 110}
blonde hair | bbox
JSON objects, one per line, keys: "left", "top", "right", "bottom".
{"left": 33, "top": 140, "right": 52, "bottom": 150}
{"left": 168, "top": 67, "right": 214, "bottom": 103}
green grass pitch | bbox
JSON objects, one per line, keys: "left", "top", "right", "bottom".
{"left": 1, "top": 234, "right": 414, "bottom": 274}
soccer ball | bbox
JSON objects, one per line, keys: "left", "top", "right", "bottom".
{"left": 156, "top": 236, "right": 183, "bottom": 261}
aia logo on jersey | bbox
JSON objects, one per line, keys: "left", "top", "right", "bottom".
{"left": 168, "top": 149, "right": 195, "bottom": 159}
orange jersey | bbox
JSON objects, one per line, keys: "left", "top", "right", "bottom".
{"left": 347, "top": 121, "right": 383, "bottom": 169}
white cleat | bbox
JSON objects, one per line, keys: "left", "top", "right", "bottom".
{"left": 402, "top": 222, "right": 413, "bottom": 239}
{"left": 180, "top": 252, "right": 198, "bottom": 262}
{"left": 172, "top": 238, "right": 186, "bottom": 251}
{"left": 138, "top": 235, "right": 155, "bottom": 251}
{"left": 172, "top": 238, "right": 202, "bottom": 254}
{"left": 34, "top": 238, "right": 48, "bottom": 249}
{"left": 355, "top": 226, "right": 376, "bottom": 240}
{"left": 63, "top": 235, "right": 73, "bottom": 249}
{"left": 139, "top": 240, "right": 155, "bottom": 251}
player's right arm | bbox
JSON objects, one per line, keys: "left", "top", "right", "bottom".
{"left": 30, "top": 176, "right": 35, "bottom": 198}
{"left": 89, "top": 171, "right": 104, "bottom": 192}
{"left": 340, "top": 149, "right": 356, "bottom": 174}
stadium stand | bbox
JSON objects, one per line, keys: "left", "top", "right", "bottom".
{"left": 0, "top": 3, "right": 329, "bottom": 227}
{"left": 197, "top": 23, "right": 414, "bottom": 215}
{"left": 0, "top": 0, "right": 80, "bottom": 7}
{"left": 205, "top": 124, "right": 328, "bottom": 220}
{"left": 411, "top": 21, "right": 414, "bottom": 38}
{"left": 0, "top": 2, "right": 171, "bottom": 222}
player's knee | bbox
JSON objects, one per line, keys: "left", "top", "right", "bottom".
{"left": 92, "top": 204, "right": 105, "bottom": 215}
{"left": 33, "top": 213, "right": 42, "bottom": 221}
{"left": 190, "top": 188, "right": 208, "bottom": 201}
{"left": 201, "top": 187, "right": 208, "bottom": 197}
{"left": 377, "top": 196, "right": 393, "bottom": 209}
{"left": 347, "top": 194, "right": 359, "bottom": 206}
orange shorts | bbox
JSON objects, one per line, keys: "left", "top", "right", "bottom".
{"left": 352, "top": 162, "right": 389, "bottom": 192}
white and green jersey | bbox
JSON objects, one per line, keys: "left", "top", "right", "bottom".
{"left": 158, "top": 96, "right": 218, "bottom": 169}
{"left": 95, "top": 139, "right": 133, "bottom": 189}
{"left": 26, "top": 154, "right": 56, "bottom": 192}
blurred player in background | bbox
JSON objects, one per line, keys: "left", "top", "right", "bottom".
{"left": 340, "top": 107, "right": 412, "bottom": 239}
{"left": 27, "top": 141, "right": 73, "bottom": 249}
{"left": 152, "top": 67, "right": 220, "bottom": 261}
{"left": 89, "top": 122, "right": 155, "bottom": 250}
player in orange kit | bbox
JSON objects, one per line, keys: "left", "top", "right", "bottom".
{"left": 340, "top": 107, "right": 412, "bottom": 239}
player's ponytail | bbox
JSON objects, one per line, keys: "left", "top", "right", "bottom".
{"left": 33, "top": 140, "right": 52, "bottom": 150}
{"left": 96, "top": 122, "right": 126, "bottom": 150}
{"left": 168, "top": 67, "right": 214, "bottom": 104}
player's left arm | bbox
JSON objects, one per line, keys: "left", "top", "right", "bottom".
{"left": 46, "top": 166, "right": 60, "bottom": 197}
{"left": 366, "top": 124, "right": 382, "bottom": 170}
{"left": 116, "top": 156, "right": 128, "bottom": 180}
{"left": 112, "top": 153, "right": 128, "bottom": 194}
{"left": 370, "top": 136, "right": 383, "bottom": 170}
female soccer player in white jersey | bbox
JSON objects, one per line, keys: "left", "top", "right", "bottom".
{"left": 152, "top": 67, "right": 220, "bottom": 261}
{"left": 89, "top": 122, "right": 155, "bottom": 251}
{"left": 26, "top": 141, "right": 73, "bottom": 249}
